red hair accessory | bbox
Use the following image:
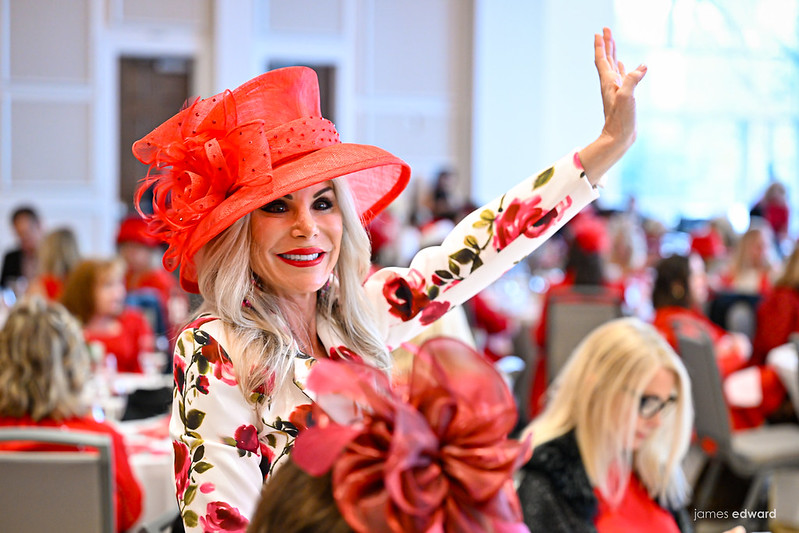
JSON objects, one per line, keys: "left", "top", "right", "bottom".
{"left": 292, "top": 337, "right": 531, "bottom": 533}
{"left": 132, "top": 66, "right": 411, "bottom": 293}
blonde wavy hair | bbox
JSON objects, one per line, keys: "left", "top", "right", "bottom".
{"left": 522, "top": 317, "right": 693, "bottom": 509}
{"left": 38, "top": 227, "right": 81, "bottom": 279}
{"left": 0, "top": 296, "right": 91, "bottom": 421}
{"left": 775, "top": 241, "right": 799, "bottom": 290}
{"left": 193, "top": 177, "right": 390, "bottom": 417}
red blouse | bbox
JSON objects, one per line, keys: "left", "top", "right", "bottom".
{"left": 85, "top": 308, "right": 153, "bottom": 373}
{"left": 752, "top": 286, "right": 799, "bottom": 366}
{"left": 594, "top": 475, "right": 679, "bottom": 533}
{"left": 0, "top": 414, "right": 143, "bottom": 532}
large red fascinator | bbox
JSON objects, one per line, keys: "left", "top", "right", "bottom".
{"left": 132, "top": 66, "right": 411, "bottom": 293}
{"left": 292, "top": 337, "right": 531, "bottom": 533}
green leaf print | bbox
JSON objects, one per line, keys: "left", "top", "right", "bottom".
{"left": 450, "top": 248, "right": 476, "bottom": 264}
{"left": 193, "top": 445, "right": 205, "bottom": 462}
{"left": 184, "top": 485, "right": 197, "bottom": 506}
{"left": 434, "top": 269, "right": 453, "bottom": 280}
{"left": 196, "top": 354, "right": 209, "bottom": 374}
{"left": 183, "top": 510, "right": 198, "bottom": 528}
{"left": 464, "top": 235, "right": 479, "bottom": 249}
{"left": 194, "top": 461, "right": 213, "bottom": 473}
{"left": 534, "top": 167, "right": 554, "bottom": 189}
{"left": 186, "top": 409, "right": 206, "bottom": 430}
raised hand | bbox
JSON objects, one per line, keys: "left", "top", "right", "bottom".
{"left": 579, "top": 27, "right": 647, "bottom": 185}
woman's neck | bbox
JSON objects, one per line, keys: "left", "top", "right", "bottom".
{"left": 280, "top": 293, "right": 324, "bottom": 358}
{"left": 85, "top": 313, "right": 120, "bottom": 333}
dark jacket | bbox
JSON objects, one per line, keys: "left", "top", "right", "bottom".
{"left": 517, "top": 430, "right": 693, "bottom": 533}
{"left": 0, "top": 248, "right": 23, "bottom": 288}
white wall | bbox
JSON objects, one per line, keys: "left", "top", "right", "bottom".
{"left": 0, "top": 0, "right": 613, "bottom": 262}
{"left": 472, "top": 0, "right": 616, "bottom": 205}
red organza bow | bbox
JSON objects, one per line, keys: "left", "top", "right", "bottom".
{"left": 292, "top": 337, "right": 531, "bottom": 533}
{"left": 133, "top": 91, "right": 273, "bottom": 272}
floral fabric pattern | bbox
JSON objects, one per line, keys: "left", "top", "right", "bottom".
{"left": 170, "top": 150, "right": 599, "bottom": 531}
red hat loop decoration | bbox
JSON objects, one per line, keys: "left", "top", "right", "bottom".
{"left": 133, "top": 67, "right": 410, "bottom": 293}
{"left": 292, "top": 337, "right": 531, "bottom": 533}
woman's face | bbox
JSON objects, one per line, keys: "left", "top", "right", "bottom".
{"left": 250, "top": 181, "right": 343, "bottom": 300}
{"left": 745, "top": 230, "right": 767, "bottom": 266}
{"left": 94, "top": 269, "right": 126, "bottom": 318}
{"left": 632, "top": 366, "right": 677, "bottom": 450}
{"left": 688, "top": 254, "right": 709, "bottom": 305}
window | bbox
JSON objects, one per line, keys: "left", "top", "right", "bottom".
{"left": 611, "top": 0, "right": 799, "bottom": 236}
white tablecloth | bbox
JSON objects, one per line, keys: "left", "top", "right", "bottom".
{"left": 114, "top": 415, "right": 176, "bottom": 530}
{"left": 766, "top": 342, "right": 799, "bottom": 415}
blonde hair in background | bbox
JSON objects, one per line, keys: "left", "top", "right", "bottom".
{"left": 522, "top": 317, "right": 693, "bottom": 509}
{"left": 775, "top": 241, "right": 799, "bottom": 289}
{"left": 728, "top": 220, "right": 778, "bottom": 278}
{"left": 194, "top": 177, "right": 390, "bottom": 421}
{"left": 38, "top": 227, "right": 81, "bottom": 279}
{"left": 0, "top": 296, "right": 91, "bottom": 421}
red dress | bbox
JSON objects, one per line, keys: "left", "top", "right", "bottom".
{"left": 752, "top": 286, "right": 799, "bottom": 366}
{"left": 653, "top": 306, "right": 786, "bottom": 430}
{"left": 594, "top": 475, "right": 679, "bottom": 533}
{"left": 85, "top": 308, "right": 153, "bottom": 373}
{"left": 0, "top": 415, "right": 143, "bottom": 532}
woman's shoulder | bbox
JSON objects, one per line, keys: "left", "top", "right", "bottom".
{"left": 521, "top": 431, "right": 596, "bottom": 515}
{"left": 525, "top": 431, "right": 584, "bottom": 473}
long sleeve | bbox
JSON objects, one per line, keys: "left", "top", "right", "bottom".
{"left": 365, "top": 150, "right": 598, "bottom": 350}
{"left": 170, "top": 319, "right": 278, "bottom": 531}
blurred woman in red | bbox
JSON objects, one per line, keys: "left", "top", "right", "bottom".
{"left": 652, "top": 253, "right": 785, "bottom": 429}
{"left": 0, "top": 296, "right": 142, "bottom": 531}
{"left": 752, "top": 241, "right": 799, "bottom": 365}
{"left": 116, "top": 215, "right": 188, "bottom": 344}
{"left": 61, "top": 258, "right": 154, "bottom": 373}
{"left": 718, "top": 222, "right": 779, "bottom": 295}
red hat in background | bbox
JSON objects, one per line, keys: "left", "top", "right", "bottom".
{"left": 690, "top": 227, "right": 725, "bottom": 260}
{"left": 570, "top": 212, "right": 609, "bottom": 254}
{"left": 116, "top": 215, "right": 162, "bottom": 247}
{"left": 133, "top": 66, "right": 411, "bottom": 293}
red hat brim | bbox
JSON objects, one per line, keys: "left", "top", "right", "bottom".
{"left": 177, "top": 142, "right": 409, "bottom": 293}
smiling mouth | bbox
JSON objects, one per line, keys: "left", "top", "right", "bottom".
{"left": 280, "top": 253, "right": 321, "bottom": 261}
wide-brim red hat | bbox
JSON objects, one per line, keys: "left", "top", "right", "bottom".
{"left": 133, "top": 66, "right": 410, "bottom": 293}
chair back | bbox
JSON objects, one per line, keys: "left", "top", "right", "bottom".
{"left": 0, "top": 427, "right": 115, "bottom": 533}
{"left": 675, "top": 319, "right": 732, "bottom": 456}
{"left": 707, "top": 291, "right": 760, "bottom": 339}
{"left": 545, "top": 285, "right": 623, "bottom": 381}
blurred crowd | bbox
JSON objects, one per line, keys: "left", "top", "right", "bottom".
{"left": 0, "top": 173, "right": 796, "bottom": 532}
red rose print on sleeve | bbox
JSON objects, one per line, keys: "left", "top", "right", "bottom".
{"left": 382, "top": 269, "right": 431, "bottom": 322}
{"left": 493, "top": 195, "right": 573, "bottom": 251}
{"left": 199, "top": 501, "right": 248, "bottom": 532}
{"left": 234, "top": 424, "right": 259, "bottom": 454}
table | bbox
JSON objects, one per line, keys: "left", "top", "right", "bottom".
{"left": 114, "top": 414, "right": 177, "bottom": 530}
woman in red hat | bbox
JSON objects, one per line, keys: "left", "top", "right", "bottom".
{"left": 116, "top": 214, "right": 189, "bottom": 347}
{"left": 134, "top": 28, "right": 646, "bottom": 531}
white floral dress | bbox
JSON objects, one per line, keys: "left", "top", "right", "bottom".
{"left": 170, "top": 150, "right": 599, "bottom": 531}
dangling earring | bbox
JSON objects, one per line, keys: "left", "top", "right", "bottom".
{"left": 318, "top": 272, "right": 336, "bottom": 306}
